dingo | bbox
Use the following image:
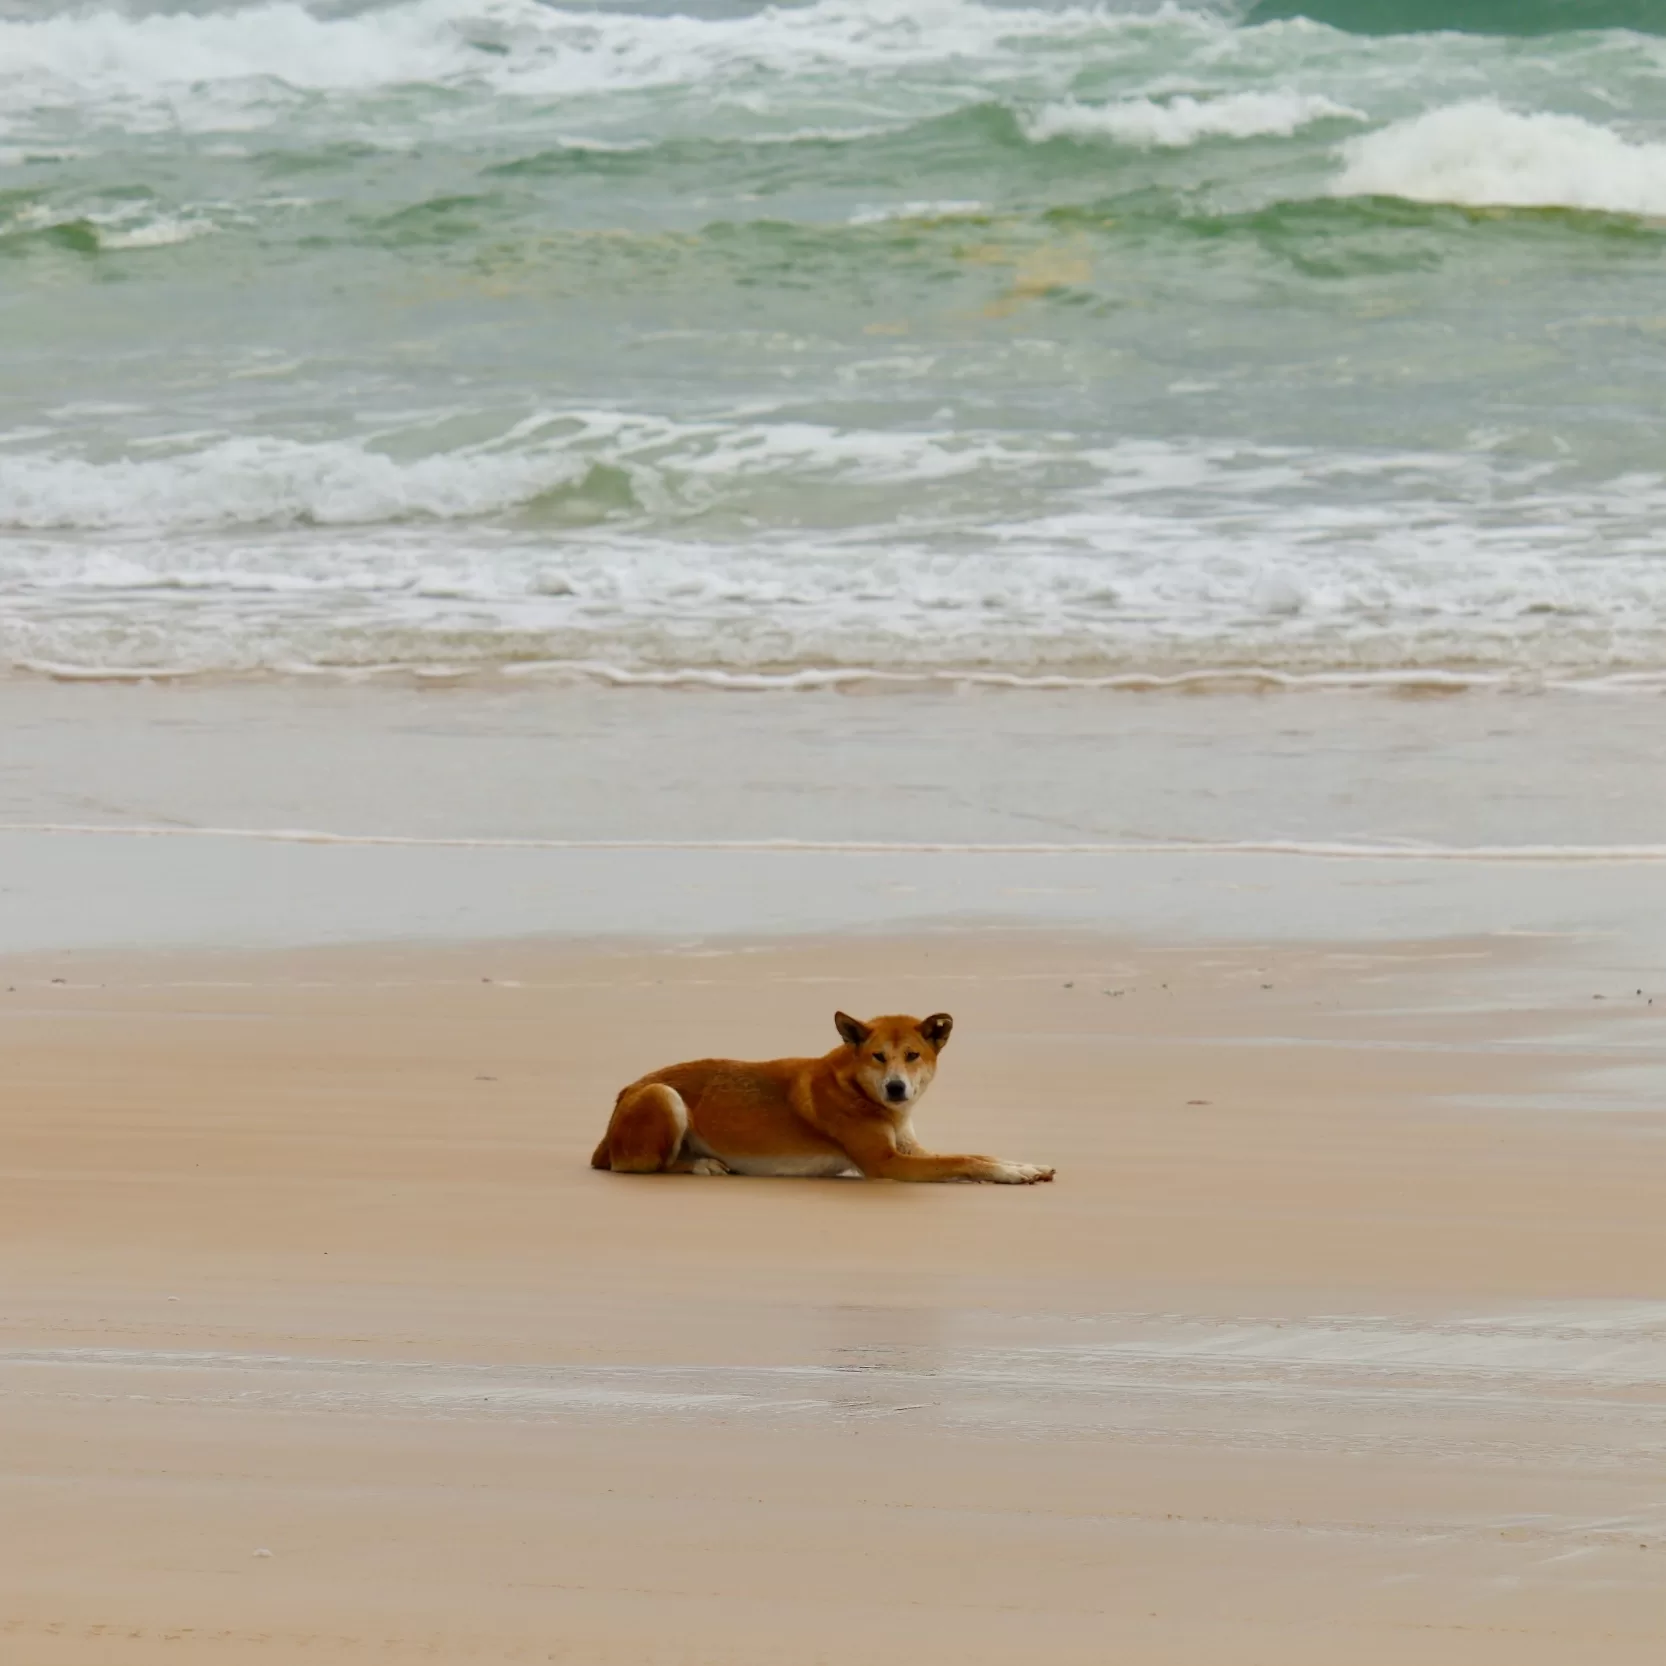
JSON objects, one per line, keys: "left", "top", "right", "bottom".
{"left": 590, "top": 1011, "right": 1054, "bottom": 1183}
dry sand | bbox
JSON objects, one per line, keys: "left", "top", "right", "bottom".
{"left": 4, "top": 928, "right": 1665, "bottom": 1664}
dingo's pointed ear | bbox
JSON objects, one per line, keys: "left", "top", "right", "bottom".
{"left": 835, "top": 1011, "right": 870, "bottom": 1048}
{"left": 919, "top": 1012, "right": 953, "bottom": 1049}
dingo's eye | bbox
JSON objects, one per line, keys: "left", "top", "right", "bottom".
{"left": 872, "top": 1052, "right": 886, "bottom": 1064}
{"left": 905, "top": 1050, "right": 920, "bottom": 1062}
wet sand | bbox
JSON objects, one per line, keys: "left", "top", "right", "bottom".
{"left": 9, "top": 678, "right": 1666, "bottom": 961}
{"left": 5, "top": 928, "right": 1666, "bottom": 1664}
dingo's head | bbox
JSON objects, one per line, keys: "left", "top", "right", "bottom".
{"left": 834, "top": 1011, "right": 953, "bottom": 1110}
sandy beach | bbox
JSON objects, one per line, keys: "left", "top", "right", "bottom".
{"left": 11, "top": 0, "right": 1666, "bottom": 1654}
{"left": 5, "top": 705, "right": 1666, "bottom": 1666}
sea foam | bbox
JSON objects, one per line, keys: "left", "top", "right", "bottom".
{"left": 0, "top": 0, "right": 1222, "bottom": 131}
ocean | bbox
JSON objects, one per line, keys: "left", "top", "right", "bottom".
{"left": 3, "top": 0, "right": 1666, "bottom": 687}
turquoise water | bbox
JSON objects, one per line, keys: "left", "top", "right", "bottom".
{"left": 3, "top": 0, "right": 1666, "bottom": 681}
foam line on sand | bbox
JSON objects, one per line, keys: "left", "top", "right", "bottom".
{"left": 16, "top": 659, "right": 1666, "bottom": 694}
{"left": 7, "top": 822, "right": 1666, "bottom": 862}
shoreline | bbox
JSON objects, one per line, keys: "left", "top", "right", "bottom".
{"left": 13, "top": 658, "right": 1666, "bottom": 695}
{"left": 16, "top": 819, "right": 1666, "bottom": 859}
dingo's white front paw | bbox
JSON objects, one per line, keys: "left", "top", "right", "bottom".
{"left": 994, "top": 1161, "right": 1054, "bottom": 1184}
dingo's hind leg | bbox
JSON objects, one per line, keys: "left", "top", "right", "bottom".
{"left": 594, "top": 1082, "right": 723, "bottom": 1175}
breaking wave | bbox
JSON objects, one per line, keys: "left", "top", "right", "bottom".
{"left": 0, "top": 412, "right": 1043, "bottom": 533}
{"left": 1025, "top": 91, "right": 1362, "bottom": 148}
{"left": 1337, "top": 102, "right": 1666, "bottom": 215}
{"left": 0, "top": 433, "right": 600, "bottom": 531}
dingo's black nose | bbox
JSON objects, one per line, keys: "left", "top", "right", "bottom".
{"left": 885, "top": 1079, "right": 908, "bottom": 1102}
